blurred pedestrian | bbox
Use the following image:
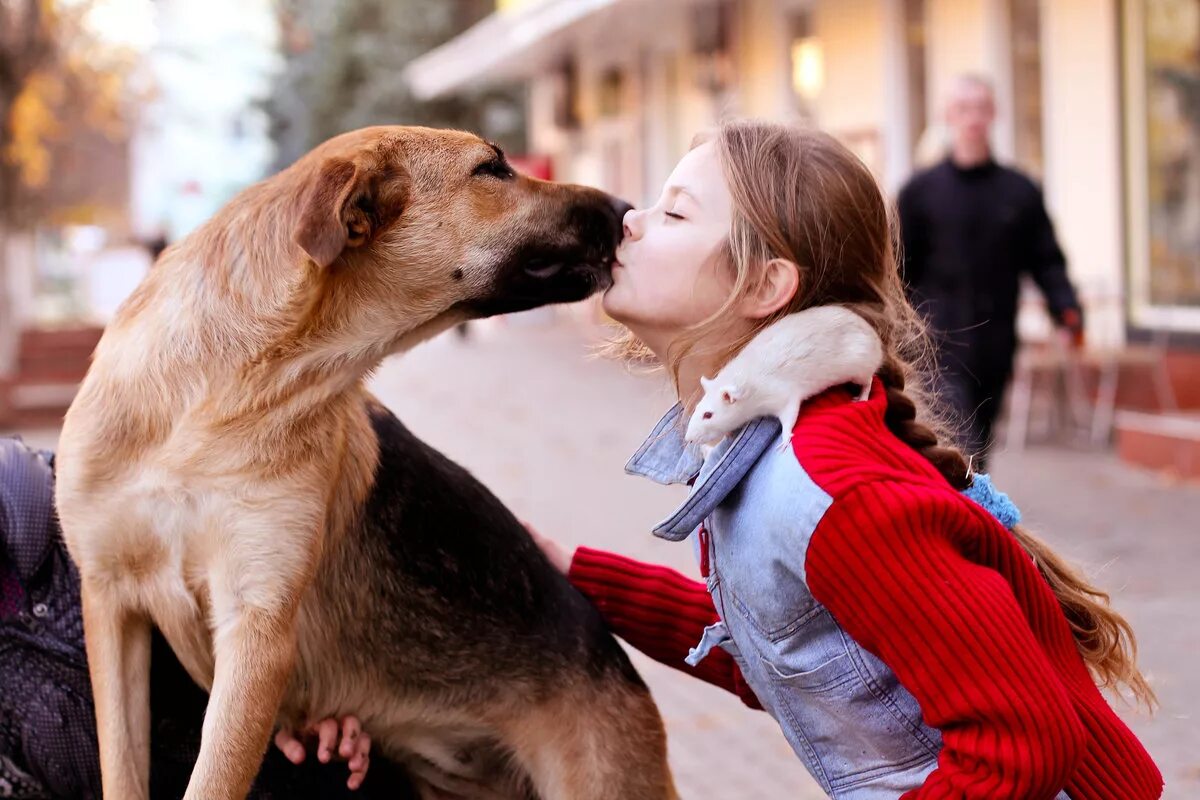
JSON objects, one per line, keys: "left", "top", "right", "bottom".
{"left": 898, "top": 74, "right": 1084, "bottom": 469}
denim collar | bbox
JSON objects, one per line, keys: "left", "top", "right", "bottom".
{"left": 626, "top": 405, "right": 781, "bottom": 541}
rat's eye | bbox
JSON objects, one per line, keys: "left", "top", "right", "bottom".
{"left": 702, "top": 411, "right": 713, "bottom": 420}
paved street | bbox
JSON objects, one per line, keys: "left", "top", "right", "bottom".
{"left": 8, "top": 314, "right": 1197, "bottom": 798}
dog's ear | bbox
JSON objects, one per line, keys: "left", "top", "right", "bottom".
{"left": 294, "top": 156, "right": 408, "bottom": 268}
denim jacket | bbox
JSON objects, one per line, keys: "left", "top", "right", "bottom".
{"left": 626, "top": 408, "right": 1069, "bottom": 800}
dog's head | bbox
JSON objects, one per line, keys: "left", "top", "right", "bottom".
{"left": 285, "top": 126, "right": 629, "bottom": 340}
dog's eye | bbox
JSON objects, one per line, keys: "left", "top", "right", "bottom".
{"left": 473, "top": 160, "right": 514, "bottom": 180}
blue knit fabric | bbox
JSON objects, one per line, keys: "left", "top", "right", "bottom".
{"left": 961, "top": 473, "right": 1022, "bottom": 530}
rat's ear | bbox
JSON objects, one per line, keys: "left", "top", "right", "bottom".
{"left": 720, "top": 385, "right": 741, "bottom": 404}
{"left": 700, "top": 375, "right": 714, "bottom": 391}
{"left": 293, "top": 154, "right": 409, "bottom": 268}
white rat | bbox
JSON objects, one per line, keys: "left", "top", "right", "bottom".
{"left": 685, "top": 305, "right": 884, "bottom": 449}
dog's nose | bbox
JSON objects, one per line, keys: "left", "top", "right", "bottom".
{"left": 609, "top": 197, "right": 634, "bottom": 222}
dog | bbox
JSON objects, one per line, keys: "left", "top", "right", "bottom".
{"left": 55, "top": 126, "right": 678, "bottom": 800}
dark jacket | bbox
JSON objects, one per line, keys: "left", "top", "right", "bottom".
{"left": 897, "top": 157, "right": 1082, "bottom": 379}
{"left": 0, "top": 437, "right": 415, "bottom": 799}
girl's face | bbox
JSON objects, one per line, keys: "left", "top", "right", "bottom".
{"left": 602, "top": 142, "right": 735, "bottom": 357}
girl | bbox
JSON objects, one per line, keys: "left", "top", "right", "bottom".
{"left": 536, "top": 119, "right": 1162, "bottom": 798}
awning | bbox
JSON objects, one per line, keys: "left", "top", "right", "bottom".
{"left": 404, "top": 0, "right": 622, "bottom": 100}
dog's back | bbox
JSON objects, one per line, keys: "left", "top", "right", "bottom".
{"left": 289, "top": 401, "right": 649, "bottom": 790}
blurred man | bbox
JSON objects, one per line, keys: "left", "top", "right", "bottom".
{"left": 898, "top": 74, "right": 1084, "bottom": 469}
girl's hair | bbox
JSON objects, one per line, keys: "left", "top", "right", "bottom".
{"left": 643, "top": 118, "right": 1155, "bottom": 707}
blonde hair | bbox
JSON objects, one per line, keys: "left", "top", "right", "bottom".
{"left": 614, "top": 119, "right": 1155, "bottom": 707}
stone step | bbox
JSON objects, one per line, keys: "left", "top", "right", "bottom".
{"left": 15, "top": 326, "right": 102, "bottom": 381}
{"left": 1115, "top": 410, "right": 1200, "bottom": 480}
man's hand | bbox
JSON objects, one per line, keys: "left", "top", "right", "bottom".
{"left": 1060, "top": 309, "right": 1085, "bottom": 350}
{"left": 274, "top": 715, "right": 372, "bottom": 790}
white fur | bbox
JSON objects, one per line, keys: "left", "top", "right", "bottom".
{"left": 685, "top": 305, "right": 884, "bottom": 448}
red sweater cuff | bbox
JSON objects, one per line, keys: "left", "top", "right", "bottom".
{"left": 568, "top": 547, "right": 762, "bottom": 710}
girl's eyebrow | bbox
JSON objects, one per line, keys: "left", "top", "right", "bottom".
{"left": 666, "top": 185, "right": 702, "bottom": 207}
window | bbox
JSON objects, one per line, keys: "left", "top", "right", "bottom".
{"left": 904, "top": 0, "right": 928, "bottom": 161}
{"left": 1123, "top": 0, "right": 1200, "bottom": 331}
{"left": 1009, "top": 0, "right": 1044, "bottom": 176}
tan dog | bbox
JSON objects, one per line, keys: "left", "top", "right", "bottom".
{"left": 56, "top": 127, "right": 677, "bottom": 799}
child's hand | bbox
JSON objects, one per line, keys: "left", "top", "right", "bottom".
{"left": 522, "top": 521, "right": 573, "bottom": 574}
{"left": 274, "top": 715, "right": 372, "bottom": 790}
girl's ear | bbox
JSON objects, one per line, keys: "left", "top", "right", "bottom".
{"left": 739, "top": 258, "right": 801, "bottom": 319}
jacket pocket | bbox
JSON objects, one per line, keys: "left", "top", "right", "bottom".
{"left": 763, "top": 652, "right": 856, "bottom": 691}
{"left": 763, "top": 649, "right": 939, "bottom": 795}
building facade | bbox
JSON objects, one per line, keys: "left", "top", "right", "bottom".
{"left": 408, "top": 0, "right": 1200, "bottom": 351}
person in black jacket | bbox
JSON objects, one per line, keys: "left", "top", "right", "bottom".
{"left": 0, "top": 437, "right": 416, "bottom": 799}
{"left": 898, "top": 74, "right": 1084, "bottom": 469}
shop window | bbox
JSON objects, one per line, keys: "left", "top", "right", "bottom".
{"left": 1123, "top": 0, "right": 1200, "bottom": 331}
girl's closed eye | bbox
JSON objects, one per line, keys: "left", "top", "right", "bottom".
{"left": 664, "top": 210, "right": 686, "bottom": 221}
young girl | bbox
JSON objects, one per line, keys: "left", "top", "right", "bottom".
{"left": 536, "top": 119, "right": 1162, "bottom": 798}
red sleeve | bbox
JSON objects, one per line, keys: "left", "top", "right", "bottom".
{"left": 805, "top": 482, "right": 1086, "bottom": 799}
{"left": 568, "top": 547, "right": 762, "bottom": 710}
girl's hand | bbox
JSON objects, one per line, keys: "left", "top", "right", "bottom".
{"left": 274, "top": 715, "right": 372, "bottom": 790}
{"left": 523, "top": 521, "right": 573, "bottom": 574}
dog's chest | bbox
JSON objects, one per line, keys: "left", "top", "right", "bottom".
{"left": 88, "top": 462, "right": 320, "bottom": 611}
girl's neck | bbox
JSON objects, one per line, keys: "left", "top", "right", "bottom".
{"left": 675, "top": 359, "right": 707, "bottom": 404}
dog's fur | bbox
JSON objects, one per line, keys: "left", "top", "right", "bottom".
{"left": 55, "top": 127, "right": 677, "bottom": 800}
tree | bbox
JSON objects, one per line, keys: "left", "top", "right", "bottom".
{"left": 0, "top": 0, "right": 134, "bottom": 371}
{"left": 265, "top": 0, "right": 524, "bottom": 169}
{"left": 1, "top": 0, "right": 55, "bottom": 230}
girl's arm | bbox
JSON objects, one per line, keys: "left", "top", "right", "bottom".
{"left": 806, "top": 481, "right": 1086, "bottom": 800}
{"left": 567, "top": 547, "right": 762, "bottom": 710}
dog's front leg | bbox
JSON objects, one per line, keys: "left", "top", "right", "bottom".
{"left": 80, "top": 580, "right": 153, "bottom": 800}
{"left": 183, "top": 598, "right": 298, "bottom": 800}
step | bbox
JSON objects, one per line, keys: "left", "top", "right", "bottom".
{"left": 1, "top": 374, "right": 80, "bottom": 429}
{"left": 16, "top": 326, "right": 101, "bottom": 382}
{"left": 1115, "top": 410, "right": 1200, "bottom": 480}
{"left": 18, "top": 326, "right": 103, "bottom": 355}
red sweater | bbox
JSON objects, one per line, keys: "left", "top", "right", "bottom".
{"left": 569, "top": 385, "right": 1162, "bottom": 799}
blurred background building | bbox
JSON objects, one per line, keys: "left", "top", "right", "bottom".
{"left": 410, "top": 0, "right": 1200, "bottom": 475}
{"left": 2, "top": 0, "right": 1200, "bottom": 475}
{"left": 2, "top": 4, "right": 1198, "bottom": 793}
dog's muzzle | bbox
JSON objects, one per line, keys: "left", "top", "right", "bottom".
{"left": 461, "top": 194, "right": 631, "bottom": 318}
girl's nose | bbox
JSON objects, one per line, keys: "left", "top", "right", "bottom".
{"left": 623, "top": 207, "right": 644, "bottom": 241}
